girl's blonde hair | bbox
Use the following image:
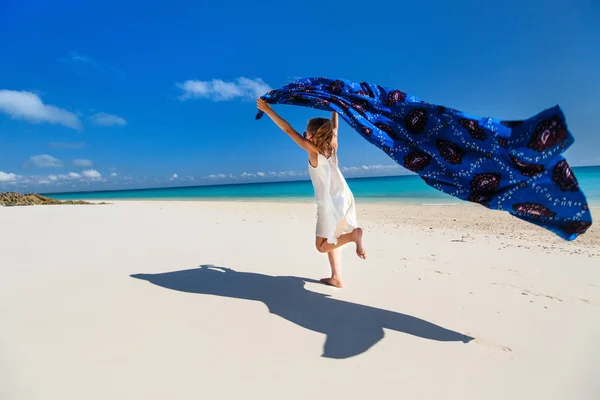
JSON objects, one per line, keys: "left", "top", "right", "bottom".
{"left": 307, "top": 117, "right": 335, "bottom": 160}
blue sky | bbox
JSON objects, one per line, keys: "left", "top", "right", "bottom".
{"left": 1, "top": 0, "right": 599, "bottom": 192}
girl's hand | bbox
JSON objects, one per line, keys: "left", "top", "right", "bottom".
{"left": 256, "top": 98, "right": 272, "bottom": 112}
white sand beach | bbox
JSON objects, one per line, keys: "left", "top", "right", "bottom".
{"left": 1, "top": 200, "right": 599, "bottom": 400}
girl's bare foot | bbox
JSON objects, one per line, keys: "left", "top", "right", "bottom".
{"left": 353, "top": 228, "right": 366, "bottom": 259}
{"left": 320, "top": 277, "right": 343, "bottom": 288}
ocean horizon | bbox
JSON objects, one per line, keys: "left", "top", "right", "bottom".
{"left": 44, "top": 166, "right": 600, "bottom": 205}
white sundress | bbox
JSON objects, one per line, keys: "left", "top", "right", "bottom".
{"left": 308, "top": 153, "right": 358, "bottom": 244}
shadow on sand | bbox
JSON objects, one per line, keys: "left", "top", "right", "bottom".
{"left": 131, "top": 265, "right": 473, "bottom": 359}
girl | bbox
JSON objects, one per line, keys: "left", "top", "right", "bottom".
{"left": 256, "top": 98, "right": 366, "bottom": 288}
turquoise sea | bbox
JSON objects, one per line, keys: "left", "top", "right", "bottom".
{"left": 45, "top": 166, "right": 600, "bottom": 205}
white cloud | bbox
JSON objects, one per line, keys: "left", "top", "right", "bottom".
{"left": 206, "top": 173, "right": 228, "bottom": 179}
{"left": 36, "top": 172, "right": 84, "bottom": 184}
{"left": 267, "top": 170, "right": 307, "bottom": 178}
{"left": 0, "top": 90, "right": 81, "bottom": 130}
{"left": 0, "top": 171, "right": 18, "bottom": 182}
{"left": 38, "top": 179, "right": 52, "bottom": 185}
{"left": 239, "top": 170, "right": 307, "bottom": 179}
{"left": 177, "top": 77, "right": 271, "bottom": 101}
{"left": 89, "top": 112, "right": 127, "bottom": 127}
{"left": 339, "top": 164, "right": 410, "bottom": 176}
{"left": 341, "top": 164, "right": 401, "bottom": 173}
{"left": 199, "top": 165, "right": 406, "bottom": 183}
{"left": 82, "top": 169, "right": 102, "bottom": 179}
{"left": 236, "top": 77, "right": 272, "bottom": 98}
{"left": 110, "top": 172, "right": 118, "bottom": 177}
{"left": 72, "top": 158, "right": 93, "bottom": 167}
{"left": 341, "top": 165, "right": 367, "bottom": 173}
{"left": 27, "top": 154, "right": 64, "bottom": 168}
{"left": 169, "top": 174, "right": 178, "bottom": 181}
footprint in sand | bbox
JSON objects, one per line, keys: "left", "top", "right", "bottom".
{"left": 491, "top": 283, "right": 566, "bottom": 303}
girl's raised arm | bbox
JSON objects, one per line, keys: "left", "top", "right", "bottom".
{"left": 257, "top": 99, "right": 317, "bottom": 154}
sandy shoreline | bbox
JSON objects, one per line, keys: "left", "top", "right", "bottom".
{"left": 1, "top": 200, "right": 599, "bottom": 399}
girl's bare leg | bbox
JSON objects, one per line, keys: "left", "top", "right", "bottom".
{"left": 315, "top": 228, "right": 366, "bottom": 259}
{"left": 321, "top": 248, "right": 343, "bottom": 288}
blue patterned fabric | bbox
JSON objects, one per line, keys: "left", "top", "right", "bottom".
{"left": 256, "top": 77, "right": 592, "bottom": 240}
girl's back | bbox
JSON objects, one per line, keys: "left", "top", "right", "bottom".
{"left": 308, "top": 153, "right": 357, "bottom": 245}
